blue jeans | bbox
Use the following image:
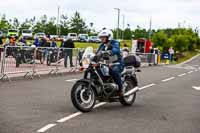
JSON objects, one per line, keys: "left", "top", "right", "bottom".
{"left": 110, "top": 65, "right": 124, "bottom": 90}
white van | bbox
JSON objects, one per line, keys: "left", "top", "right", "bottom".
{"left": 22, "top": 29, "right": 33, "bottom": 39}
{"left": 67, "top": 33, "right": 78, "bottom": 41}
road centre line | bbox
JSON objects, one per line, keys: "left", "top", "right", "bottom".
{"left": 65, "top": 79, "right": 78, "bottom": 82}
{"left": 56, "top": 102, "right": 107, "bottom": 123}
{"left": 37, "top": 124, "right": 57, "bottom": 133}
{"left": 192, "top": 86, "right": 200, "bottom": 91}
{"left": 187, "top": 71, "right": 193, "bottom": 74}
{"left": 162, "top": 77, "right": 175, "bottom": 82}
{"left": 139, "top": 83, "right": 156, "bottom": 91}
{"left": 57, "top": 112, "right": 82, "bottom": 123}
{"left": 178, "top": 73, "right": 186, "bottom": 77}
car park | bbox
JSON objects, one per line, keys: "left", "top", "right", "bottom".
{"left": 22, "top": 29, "right": 33, "bottom": 39}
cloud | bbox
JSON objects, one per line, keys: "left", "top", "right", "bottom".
{"left": 0, "top": 0, "right": 199, "bottom": 30}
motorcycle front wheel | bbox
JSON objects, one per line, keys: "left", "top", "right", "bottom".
{"left": 47, "top": 55, "right": 51, "bottom": 66}
{"left": 71, "top": 81, "right": 96, "bottom": 112}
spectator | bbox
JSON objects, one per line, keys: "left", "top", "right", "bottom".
{"left": 0, "top": 36, "right": 3, "bottom": 61}
{"left": 148, "top": 46, "right": 154, "bottom": 66}
{"left": 62, "top": 38, "right": 75, "bottom": 68}
{"left": 50, "top": 38, "right": 57, "bottom": 47}
{"left": 122, "top": 43, "right": 129, "bottom": 58}
{"left": 168, "top": 46, "right": 174, "bottom": 63}
{"left": 0, "top": 36, "right": 3, "bottom": 45}
{"left": 154, "top": 47, "right": 159, "bottom": 65}
{"left": 4, "top": 36, "right": 17, "bottom": 57}
{"left": 33, "top": 37, "right": 40, "bottom": 47}
{"left": 39, "top": 37, "right": 50, "bottom": 61}
{"left": 19, "top": 37, "right": 27, "bottom": 44}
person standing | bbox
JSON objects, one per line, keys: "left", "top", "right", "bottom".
{"left": 154, "top": 47, "right": 159, "bottom": 65}
{"left": 148, "top": 46, "right": 154, "bottom": 66}
{"left": 62, "top": 38, "right": 75, "bottom": 67}
{"left": 168, "top": 47, "right": 174, "bottom": 63}
{"left": 0, "top": 36, "right": 3, "bottom": 61}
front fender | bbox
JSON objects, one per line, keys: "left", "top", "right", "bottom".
{"left": 76, "top": 79, "right": 102, "bottom": 96}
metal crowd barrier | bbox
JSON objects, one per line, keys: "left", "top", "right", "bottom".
{"left": 0, "top": 46, "right": 162, "bottom": 81}
{"left": 0, "top": 46, "right": 4, "bottom": 79}
{"left": 0, "top": 46, "right": 82, "bottom": 81}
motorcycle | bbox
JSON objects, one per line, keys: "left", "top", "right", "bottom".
{"left": 15, "top": 46, "right": 35, "bottom": 67}
{"left": 36, "top": 48, "right": 45, "bottom": 64}
{"left": 46, "top": 48, "right": 64, "bottom": 66}
{"left": 71, "top": 47, "right": 141, "bottom": 112}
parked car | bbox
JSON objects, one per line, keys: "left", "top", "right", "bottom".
{"left": 22, "top": 29, "right": 33, "bottom": 39}
{"left": 67, "top": 33, "right": 78, "bottom": 41}
{"left": 34, "top": 32, "right": 46, "bottom": 39}
{"left": 89, "top": 36, "right": 101, "bottom": 43}
{"left": 7, "top": 29, "right": 19, "bottom": 38}
{"left": 78, "top": 34, "right": 89, "bottom": 42}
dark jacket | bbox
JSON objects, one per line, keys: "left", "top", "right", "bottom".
{"left": 62, "top": 39, "right": 75, "bottom": 53}
{"left": 0, "top": 37, "right": 3, "bottom": 45}
{"left": 63, "top": 39, "right": 75, "bottom": 48}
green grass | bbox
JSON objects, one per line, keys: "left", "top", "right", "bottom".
{"left": 175, "top": 51, "right": 199, "bottom": 64}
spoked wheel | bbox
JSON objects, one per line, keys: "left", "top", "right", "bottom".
{"left": 119, "top": 80, "right": 136, "bottom": 106}
{"left": 71, "top": 82, "right": 96, "bottom": 112}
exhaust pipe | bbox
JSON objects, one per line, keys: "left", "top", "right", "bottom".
{"left": 124, "top": 86, "right": 139, "bottom": 97}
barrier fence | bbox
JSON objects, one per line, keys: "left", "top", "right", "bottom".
{"left": 0, "top": 46, "right": 162, "bottom": 81}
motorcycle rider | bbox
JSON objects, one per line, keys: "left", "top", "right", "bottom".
{"left": 96, "top": 28, "right": 124, "bottom": 96}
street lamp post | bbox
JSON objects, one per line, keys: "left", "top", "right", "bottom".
{"left": 122, "top": 15, "right": 125, "bottom": 40}
{"left": 114, "top": 8, "right": 120, "bottom": 40}
{"left": 57, "top": 6, "right": 60, "bottom": 36}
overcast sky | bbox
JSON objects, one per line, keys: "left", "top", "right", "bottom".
{"left": 0, "top": 0, "right": 199, "bottom": 31}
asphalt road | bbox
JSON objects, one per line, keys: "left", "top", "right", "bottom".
{"left": 0, "top": 55, "right": 200, "bottom": 133}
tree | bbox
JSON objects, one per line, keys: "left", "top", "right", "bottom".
{"left": 60, "top": 14, "right": 69, "bottom": 35}
{"left": 0, "top": 14, "right": 12, "bottom": 31}
{"left": 152, "top": 31, "right": 168, "bottom": 52}
{"left": 123, "top": 28, "right": 132, "bottom": 40}
{"left": 132, "top": 26, "right": 148, "bottom": 39}
{"left": 69, "top": 11, "right": 88, "bottom": 33}
{"left": 13, "top": 18, "right": 20, "bottom": 29}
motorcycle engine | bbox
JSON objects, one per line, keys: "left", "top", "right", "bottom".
{"left": 103, "top": 83, "right": 118, "bottom": 97}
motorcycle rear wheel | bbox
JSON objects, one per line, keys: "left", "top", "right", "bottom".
{"left": 119, "top": 80, "right": 136, "bottom": 106}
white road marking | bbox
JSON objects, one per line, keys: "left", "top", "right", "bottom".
{"left": 139, "top": 83, "right": 156, "bottom": 91}
{"left": 178, "top": 73, "right": 186, "bottom": 77}
{"left": 194, "top": 69, "right": 198, "bottom": 72}
{"left": 94, "top": 102, "right": 107, "bottom": 108}
{"left": 37, "top": 124, "right": 57, "bottom": 133}
{"left": 193, "top": 65, "right": 199, "bottom": 67}
{"left": 162, "top": 77, "right": 175, "bottom": 82}
{"left": 56, "top": 102, "right": 107, "bottom": 123}
{"left": 187, "top": 71, "right": 193, "bottom": 74}
{"left": 57, "top": 112, "right": 82, "bottom": 123}
{"left": 192, "top": 86, "right": 200, "bottom": 91}
{"left": 65, "top": 79, "right": 78, "bottom": 82}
